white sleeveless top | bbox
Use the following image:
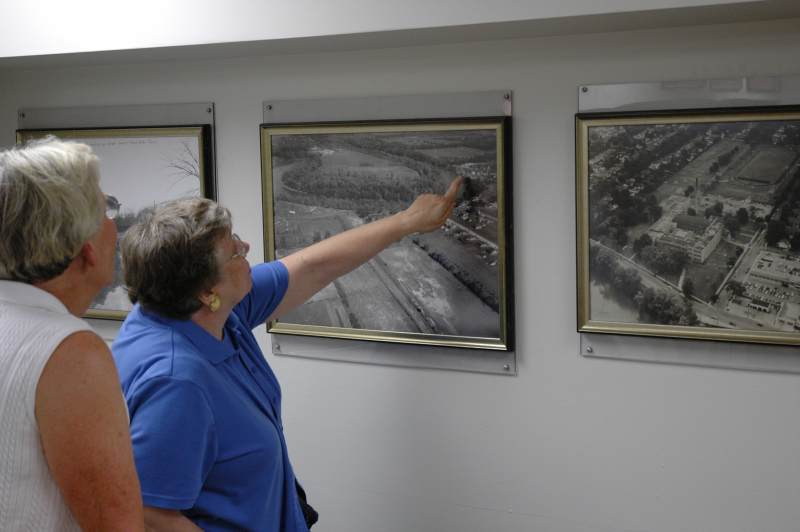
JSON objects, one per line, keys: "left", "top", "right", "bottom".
{"left": 0, "top": 280, "right": 90, "bottom": 531}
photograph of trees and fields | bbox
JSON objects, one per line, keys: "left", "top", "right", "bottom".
{"left": 580, "top": 111, "right": 800, "bottom": 342}
{"left": 17, "top": 128, "right": 210, "bottom": 318}
{"left": 264, "top": 121, "right": 509, "bottom": 348}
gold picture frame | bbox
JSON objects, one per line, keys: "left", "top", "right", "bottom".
{"left": 576, "top": 107, "right": 800, "bottom": 346}
{"left": 16, "top": 125, "right": 216, "bottom": 320}
{"left": 261, "top": 117, "right": 514, "bottom": 350}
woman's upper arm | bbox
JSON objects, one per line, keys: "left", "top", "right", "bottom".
{"left": 35, "top": 330, "right": 144, "bottom": 532}
{"left": 237, "top": 261, "right": 290, "bottom": 326}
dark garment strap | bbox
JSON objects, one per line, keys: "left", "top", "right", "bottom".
{"left": 295, "top": 479, "right": 319, "bottom": 529}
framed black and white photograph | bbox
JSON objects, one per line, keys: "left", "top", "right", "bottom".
{"left": 576, "top": 107, "right": 800, "bottom": 346}
{"left": 16, "top": 125, "right": 215, "bottom": 320}
{"left": 261, "top": 117, "right": 513, "bottom": 350}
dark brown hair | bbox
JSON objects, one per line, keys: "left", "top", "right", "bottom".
{"left": 121, "top": 198, "right": 231, "bottom": 319}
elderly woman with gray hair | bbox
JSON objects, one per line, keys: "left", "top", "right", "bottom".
{"left": 0, "top": 139, "right": 144, "bottom": 530}
{"left": 112, "top": 177, "right": 462, "bottom": 531}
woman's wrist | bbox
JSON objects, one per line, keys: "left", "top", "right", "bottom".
{"left": 391, "top": 210, "right": 417, "bottom": 239}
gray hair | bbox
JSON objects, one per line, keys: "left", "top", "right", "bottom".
{"left": 121, "top": 197, "right": 232, "bottom": 319}
{"left": 0, "top": 137, "right": 103, "bottom": 282}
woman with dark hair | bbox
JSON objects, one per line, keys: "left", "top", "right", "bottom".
{"left": 0, "top": 139, "right": 144, "bottom": 530}
{"left": 113, "top": 177, "right": 461, "bottom": 531}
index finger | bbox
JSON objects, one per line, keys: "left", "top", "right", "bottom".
{"left": 444, "top": 176, "right": 464, "bottom": 201}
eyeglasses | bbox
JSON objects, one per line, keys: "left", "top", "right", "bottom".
{"left": 229, "top": 233, "right": 249, "bottom": 261}
{"left": 105, "top": 194, "right": 120, "bottom": 220}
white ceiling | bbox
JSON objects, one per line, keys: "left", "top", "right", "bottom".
{"left": 1, "top": 0, "right": 798, "bottom": 69}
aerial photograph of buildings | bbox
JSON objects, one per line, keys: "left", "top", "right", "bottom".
{"left": 586, "top": 114, "right": 800, "bottom": 336}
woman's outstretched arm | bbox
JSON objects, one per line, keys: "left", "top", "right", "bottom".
{"left": 269, "top": 176, "right": 462, "bottom": 321}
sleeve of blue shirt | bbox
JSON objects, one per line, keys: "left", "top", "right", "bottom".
{"left": 127, "top": 376, "right": 218, "bottom": 509}
{"left": 234, "top": 260, "right": 290, "bottom": 329}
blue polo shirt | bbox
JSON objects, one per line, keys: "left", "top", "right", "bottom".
{"left": 113, "top": 261, "right": 309, "bottom": 532}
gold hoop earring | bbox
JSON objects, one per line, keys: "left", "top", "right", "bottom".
{"left": 208, "top": 294, "right": 221, "bottom": 312}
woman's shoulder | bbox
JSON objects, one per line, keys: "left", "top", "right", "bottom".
{"left": 114, "top": 323, "right": 214, "bottom": 387}
{"left": 0, "top": 301, "right": 91, "bottom": 371}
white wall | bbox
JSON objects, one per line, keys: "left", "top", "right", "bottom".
{"left": 2, "top": 17, "right": 800, "bottom": 532}
{"left": 0, "top": 0, "right": 756, "bottom": 58}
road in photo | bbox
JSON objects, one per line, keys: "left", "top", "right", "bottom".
{"left": 587, "top": 117, "right": 800, "bottom": 333}
{"left": 271, "top": 128, "right": 502, "bottom": 338}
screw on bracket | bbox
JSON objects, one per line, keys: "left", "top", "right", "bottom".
{"left": 266, "top": 104, "right": 273, "bottom": 111}
{"left": 581, "top": 86, "right": 589, "bottom": 93}
{"left": 585, "top": 346, "right": 594, "bottom": 354}
{"left": 503, "top": 364, "right": 511, "bottom": 371}
{"left": 18, "top": 111, "right": 26, "bottom": 119}
{"left": 206, "top": 107, "right": 212, "bottom": 113}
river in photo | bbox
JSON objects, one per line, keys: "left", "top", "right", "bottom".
{"left": 590, "top": 281, "right": 640, "bottom": 323}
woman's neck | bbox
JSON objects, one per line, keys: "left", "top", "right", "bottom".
{"left": 190, "top": 308, "right": 228, "bottom": 340}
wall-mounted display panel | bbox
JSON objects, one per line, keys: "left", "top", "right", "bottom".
{"left": 576, "top": 106, "right": 800, "bottom": 346}
{"left": 261, "top": 117, "right": 514, "bottom": 350}
{"left": 16, "top": 125, "right": 216, "bottom": 320}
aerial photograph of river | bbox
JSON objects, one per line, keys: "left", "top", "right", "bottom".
{"left": 267, "top": 125, "right": 508, "bottom": 342}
